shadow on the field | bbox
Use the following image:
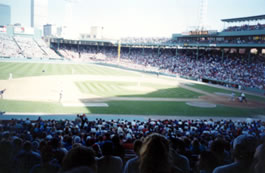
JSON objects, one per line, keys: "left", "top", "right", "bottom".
{"left": 77, "top": 86, "right": 205, "bottom": 114}
{"left": 77, "top": 85, "right": 265, "bottom": 115}
{"left": 79, "top": 86, "right": 202, "bottom": 102}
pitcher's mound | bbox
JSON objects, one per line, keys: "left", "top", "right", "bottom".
{"left": 186, "top": 102, "right": 216, "bottom": 108}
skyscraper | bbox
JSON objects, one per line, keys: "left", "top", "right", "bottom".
{"left": 0, "top": 4, "right": 11, "bottom": 26}
{"left": 31, "top": 0, "right": 48, "bottom": 28}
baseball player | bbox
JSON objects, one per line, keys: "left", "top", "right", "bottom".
{"left": 230, "top": 92, "right": 235, "bottom": 101}
{"left": 0, "top": 89, "right": 6, "bottom": 99}
{"left": 59, "top": 90, "right": 63, "bottom": 103}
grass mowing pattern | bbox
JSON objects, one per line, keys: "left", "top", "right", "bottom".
{"left": 0, "top": 61, "right": 264, "bottom": 116}
{"left": 0, "top": 62, "right": 139, "bottom": 79}
{"left": 76, "top": 81, "right": 202, "bottom": 98}
{"left": 190, "top": 84, "right": 265, "bottom": 102}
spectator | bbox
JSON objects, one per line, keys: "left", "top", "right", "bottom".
{"left": 251, "top": 143, "right": 265, "bottom": 173}
{"left": 197, "top": 151, "right": 219, "bottom": 173}
{"left": 139, "top": 133, "right": 183, "bottom": 173}
{"left": 0, "top": 140, "right": 13, "bottom": 173}
{"left": 61, "top": 146, "right": 97, "bottom": 172}
{"left": 170, "top": 137, "right": 191, "bottom": 173}
{"left": 97, "top": 141, "right": 123, "bottom": 173}
{"left": 63, "top": 166, "right": 95, "bottom": 173}
{"left": 213, "top": 135, "right": 257, "bottom": 173}
{"left": 123, "top": 139, "right": 143, "bottom": 173}
{"left": 13, "top": 141, "right": 41, "bottom": 173}
{"left": 30, "top": 145, "right": 60, "bottom": 173}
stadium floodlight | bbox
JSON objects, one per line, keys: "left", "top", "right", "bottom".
{"left": 198, "top": 0, "right": 208, "bottom": 31}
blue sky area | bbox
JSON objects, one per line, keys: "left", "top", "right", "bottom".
{"left": 0, "top": 0, "right": 265, "bottom": 38}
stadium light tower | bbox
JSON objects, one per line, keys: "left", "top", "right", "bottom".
{"left": 198, "top": 0, "right": 208, "bottom": 31}
{"left": 63, "top": 0, "right": 80, "bottom": 38}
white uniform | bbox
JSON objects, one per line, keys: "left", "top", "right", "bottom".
{"left": 230, "top": 92, "right": 235, "bottom": 101}
{"left": 241, "top": 92, "right": 247, "bottom": 103}
{"left": 59, "top": 90, "right": 63, "bottom": 103}
{"left": 9, "top": 73, "right": 12, "bottom": 80}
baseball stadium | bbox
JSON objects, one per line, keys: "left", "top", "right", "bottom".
{"left": 0, "top": 0, "right": 265, "bottom": 173}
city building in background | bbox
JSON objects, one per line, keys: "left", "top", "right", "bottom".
{"left": 43, "top": 24, "right": 52, "bottom": 37}
{"left": 0, "top": 4, "right": 11, "bottom": 26}
{"left": 44, "top": 24, "right": 64, "bottom": 37}
{"left": 90, "top": 26, "right": 104, "bottom": 39}
{"left": 31, "top": 0, "right": 48, "bottom": 28}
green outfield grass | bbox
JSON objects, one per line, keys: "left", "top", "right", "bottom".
{"left": 76, "top": 81, "right": 202, "bottom": 98}
{"left": 0, "top": 62, "right": 139, "bottom": 79}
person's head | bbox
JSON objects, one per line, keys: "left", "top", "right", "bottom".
{"left": 0, "top": 140, "right": 13, "bottom": 159}
{"left": 170, "top": 137, "right": 185, "bottom": 153}
{"left": 210, "top": 139, "right": 225, "bottom": 155}
{"left": 61, "top": 146, "right": 97, "bottom": 172}
{"left": 13, "top": 137, "right": 23, "bottom": 150}
{"left": 233, "top": 135, "right": 257, "bottom": 162}
{"left": 133, "top": 139, "right": 142, "bottom": 156}
{"left": 40, "top": 145, "right": 54, "bottom": 164}
{"left": 101, "top": 141, "right": 113, "bottom": 156}
{"left": 63, "top": 166, "right": 95, "bottom": 173}
{"left": 251, "top": 144, "right": 265, "bottom": 173}
{"left": 139, "top": 133, "right": 172, "bottom": 173}
{"left": 32, "top": 141, "right": 39, "bottom": 151}
{"left": 198, "top": 151, "right": 218, "bottom": 172}
{"left": 92, "top": 143, "right": 102, "bottom": 158}
{"left": 23, "top": 141, "right": 32, "bottom": 152}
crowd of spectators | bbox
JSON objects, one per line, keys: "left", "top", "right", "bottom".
{"left": 0, "top": 115, "right": 264, "bottom": 173}
{"left": 0, "top": 33, "right": 60, "bottom": 59}
{"left": 121, "top": 37, "right": 170, "bottom": 44}
{"left": 223, "top": 23, "right": 265, "bottom": 32}
{"left": 14, "top": 36, "right": 53, "bottom": 59}
{"left": 0, "top": 34, "right": 24, "bottom": 58}
{"left": 35, "top": 39, "right": 61, "bottom": 59}
{"left": 56, "top": 45, "right": 265, "bottom": 90}
{"left": 171, "top": 38, "right": 265, "bottom": 45}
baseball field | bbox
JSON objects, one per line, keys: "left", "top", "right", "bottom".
{"left": 0, "top": 61, "right": 265, "bottom": 117}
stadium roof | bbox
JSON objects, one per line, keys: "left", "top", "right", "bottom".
{"left": 221, "top": 14, "right": 265, "bottom": 23}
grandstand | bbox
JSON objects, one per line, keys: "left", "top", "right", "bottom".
{"left": 0, "top": 13, "right": 265, "bottom": 173}
{"left": 48, "top": 15, "right": 265, "bottom": 92}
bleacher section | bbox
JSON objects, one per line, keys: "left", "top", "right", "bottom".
{"left": 0, "top": 34, "right": 61, "bottom": 59}
{"left": 14, "top": 36, "right": 48, "bottom": 58}
{"left": 0, "top": 34, "right": 23, "bottom": 58}
{"left": 34, "top": 39, "right": 61, "bottom": 59}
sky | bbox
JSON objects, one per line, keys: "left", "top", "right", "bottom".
{"left": 0, "top": 0, "right": 265, "bottom": 38}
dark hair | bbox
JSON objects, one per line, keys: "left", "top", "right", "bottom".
{"left": 133, "top": 139, "right": 142, "bottom": 155}
{"left": 23, "top": 141, "right": 32, "bottom": 152}
{"left": 211, "top": 140, "right": 224, "bottom": 154}
{"left": 61, "top": 146, "right": 96, "bottom": 172}
{"left": 139, "top": 133, "right": 172, "bottom": 173}
{"left": 64, "top": 166, "right": 95, "bottom": 173}
{"left": 102, "top": 141, "right": 113, "bottom": 156}
{"left": 199, "top": 151, "right": 218, "bottom": 171}
{"left": 40, "top": 145, "right": 54, "bottom": 163}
